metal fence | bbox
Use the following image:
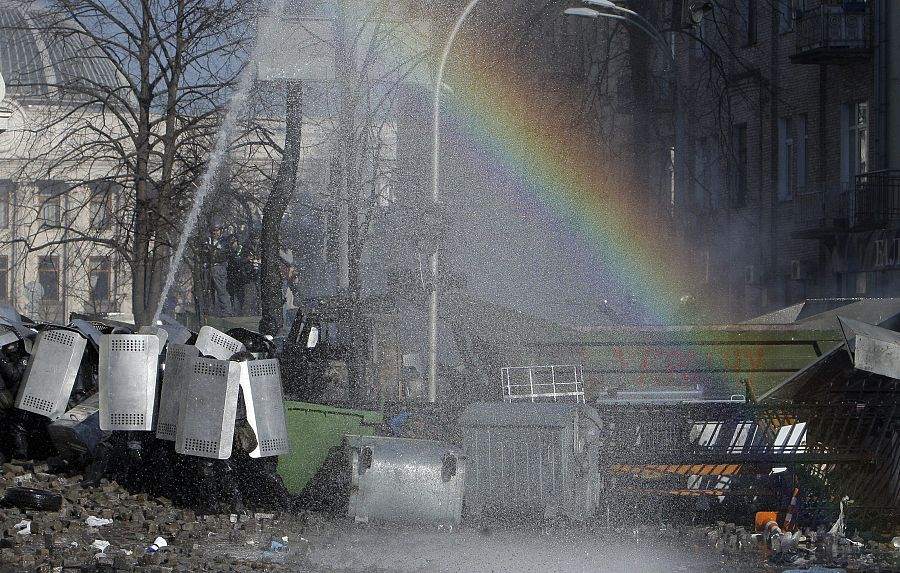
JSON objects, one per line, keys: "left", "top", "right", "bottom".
{"left": 852, "top": 170, "right": 900, "bottom": 228}
{"left": 795, "top": 4, "right": 869, "bottom": 54}
{"left": 500, "top": 364, "right": 585, "bottom": 403}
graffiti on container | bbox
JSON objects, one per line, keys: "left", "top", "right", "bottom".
{"left": 610, "top": 345, "right": 767, "bottom": 387}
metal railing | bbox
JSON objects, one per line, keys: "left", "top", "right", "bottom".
{"left": 795, "top": 4, "right": 870, "bottom": 55}
{"left": 851, "top": 170, "right": 900, "bottom": 228}
{"left": 594, "top": 400, "right": 893, "bottom": 465}
{"left": 793, "top": 186, "right": 849, "bottom": 231}
{"left": 501, "top": 364, "right": 585, "bottom": 403}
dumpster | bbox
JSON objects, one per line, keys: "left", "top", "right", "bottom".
{"left": 277, "top": 401, "right": 382, "bottom": 495}
{"left": 346, "top": 435, "right": 465, "bottom": 525}
{"left": 459, "top": 401, "right": 601, "bottom": 520}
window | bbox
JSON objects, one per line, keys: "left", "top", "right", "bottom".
{"left": 38, "top": 256, "right": 59, "bottom": 301}
{"left": 89, "top": 185, "right": 113, "bottom": 230}
{"left": 0, "top": 255, "right": 7, "bottom": 301}
{"left": 38, "top": 182, "right": 64, "bottom": 226}
{"left": 0, "top": 181, "right": 11, "bottom": 229}
{"left": 777, "top": 115, "right": 808, "bottom": 201}
{"left": 732, "top": 123, "right": 748, "bottom": 207}
{"left": 89, "top": 256, "right": 111, "bottom": 302}
{"left": 777, "top": 117, "right": 794, "bottom": 201}
{"left": 796, "top": 114, "right": 807, "bottom": 193}
{"left": 778, "top": 0, "right": 794, "bottom": 33}
{"left": 841, "top": 101, "right": 869, "bottom": 188}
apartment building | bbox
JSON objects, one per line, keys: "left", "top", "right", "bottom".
{"left": 675, "top": 0, "right": 900, "bottom": 319}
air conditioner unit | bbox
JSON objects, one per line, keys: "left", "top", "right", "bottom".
{"left": 744, "top": 265, "right": 758, "bottom": 285}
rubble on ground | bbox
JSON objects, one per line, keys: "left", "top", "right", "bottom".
{"left": 0, "top": 460, "right": 311, "bottom": 573}
{"left": 703, "top": 521, "right": 900, "bottom": 572}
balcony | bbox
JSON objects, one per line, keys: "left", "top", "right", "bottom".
{"left": 792, "top": 186, "right": 849, "bottom": 239}
{"left": 791, "top": 4, "right": 871, "bottom": 65}
{"left": 851, "top": 170, "right": 900, "bottom": 229}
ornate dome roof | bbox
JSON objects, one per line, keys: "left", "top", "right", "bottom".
{"left": 0, "top": 3, "right": 124, "bottom": 102}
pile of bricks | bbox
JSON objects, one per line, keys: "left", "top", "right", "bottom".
{"left": 0, "top": 461, "right": 311, "bottom": 572}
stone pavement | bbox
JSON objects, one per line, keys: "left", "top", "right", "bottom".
{"left": 0, "top": 461, "right": 313, "bottom": 572}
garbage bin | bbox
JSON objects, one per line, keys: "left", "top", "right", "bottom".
{"left": 458, "top": 401, "right": 601, "bottom": 521}
{"left": 346, "top": 435, "right": 465, "bottom": 525}
{"left": 277, "top": 401, "right": 382, "bottom": 495}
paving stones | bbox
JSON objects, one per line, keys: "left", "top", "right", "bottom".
{"left": 0, "top": 460, "right": 311, "bottom": 573}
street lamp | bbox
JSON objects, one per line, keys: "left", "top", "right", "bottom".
{"left": 565, "top": 0, "right": 682, "bottom": 276}
{"left": 564, "top": 2, "right": 674, "bottom": 66}
{"left": 428, "top": 0, "right": 481, "bottom": 403}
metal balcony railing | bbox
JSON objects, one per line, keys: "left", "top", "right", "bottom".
{"left": 793, "top": 4, "right": 870, "bottom": 64}
{"left": 851, "top": 170, "right": 900, "bottom": 229}
{"left": 793, "top": 186, "right": 849, "bottom": 235}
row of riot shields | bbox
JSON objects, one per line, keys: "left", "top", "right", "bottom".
{"left": 0, "top": 306, "right": 291, "bottom": 510}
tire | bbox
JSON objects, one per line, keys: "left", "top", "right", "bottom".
{"left": 1, "top": 486, "right": 63, "bottom": 511}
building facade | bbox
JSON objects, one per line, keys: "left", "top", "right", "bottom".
{"left": 674, "top": 0, "right": 900, "bottom": 320}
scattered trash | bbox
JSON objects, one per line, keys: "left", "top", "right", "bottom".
{"left": 90, "top": 539, "right": 110, "bottom": 552}
{"left": 891, "top": 536, "right": 900, "bottom": 549}
{"left": 827, "top": 499, "right": 846, "bottom": 537}
{"left": 14, "top": 519, "right": 31, "bottom": 535}
{"left": 85, "top": 516, "right": 114, "bottom": 527}
{"left": 146, "top": 536, "right": 168, "bottom": 553}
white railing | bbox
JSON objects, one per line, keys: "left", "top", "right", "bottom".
{"left": 501, "top": 364, "right": 585, "bottom": 403}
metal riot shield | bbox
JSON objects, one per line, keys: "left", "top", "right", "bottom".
{"left": 155, "top": 343, "right": 199, "bottom": 441}
{"left": 160, "top": 324, "right": 192, "bottom": 346}
{"left": 195, "top": 326, "right": 245, "bottom": 360}
{"left": 137, "top": 326, "right": 170, "bottom": 350}
{"left": 0, "top": 316, "right": 36, "bottom": 354}
{"left": 98, "top": 334, "right": 162, "bottom": 431}
{"left": 239, "top": 359, "right": 290, "bottom": 458}
{"left": 69, "top": 319, "right": 103, "bottom": 349}
{"left": 175, "top": 356, "right": 240, "bottom": 459}
{"left": 15, "top": 328, "right": 88, "bottom": 419}
{"left": 0, "top": 324, "right": 19, "bottom": 347}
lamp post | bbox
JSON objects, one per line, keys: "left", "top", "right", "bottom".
{"left": 427, "top": 0, "right": 481, "bottom": 403}
{"left": 563, "top": 2, "right": 675, "bottom": 66}
{"left": 566, "top": 0, "right": 683, "bottom": 289}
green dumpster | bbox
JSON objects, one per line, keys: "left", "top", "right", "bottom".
{"left": 277, "top": 401, "right": 383, "bottom": 495}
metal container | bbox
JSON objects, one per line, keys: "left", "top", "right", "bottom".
{"left": 15, "top": 328, "right": 88, "bottom": 420}
{"left": 277, "top": 401, "right": 382, "bottom": 495}
{"left": 346, "top": 435, "right": 464, "bottom": 525}
{"left": 458, "top": 402, "right": 601, "bottom": 521}
{"left": 98, "top": 333, "right": 162, "bottom": 431}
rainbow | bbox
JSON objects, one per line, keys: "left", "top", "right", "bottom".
{"left": 440, "top": 57, "right": 707, "bottom": 325}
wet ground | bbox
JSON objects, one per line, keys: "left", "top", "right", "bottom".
{"left": 1, "top": 460, "right": 896, "bottom": 572}
{"left": 304, "top": 522, "right": 736, "bottom": 573}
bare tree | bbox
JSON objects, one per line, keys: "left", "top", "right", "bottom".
{"left": 3, "top": 0, "right": 254, "bottom": 325}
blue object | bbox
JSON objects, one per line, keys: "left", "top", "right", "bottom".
{"left": 388, "top": 412, "right": 411, "bottom": 434}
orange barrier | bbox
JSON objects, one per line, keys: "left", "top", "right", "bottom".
{"left": 755, "top": 511, "right": 779, "bottom": 531}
